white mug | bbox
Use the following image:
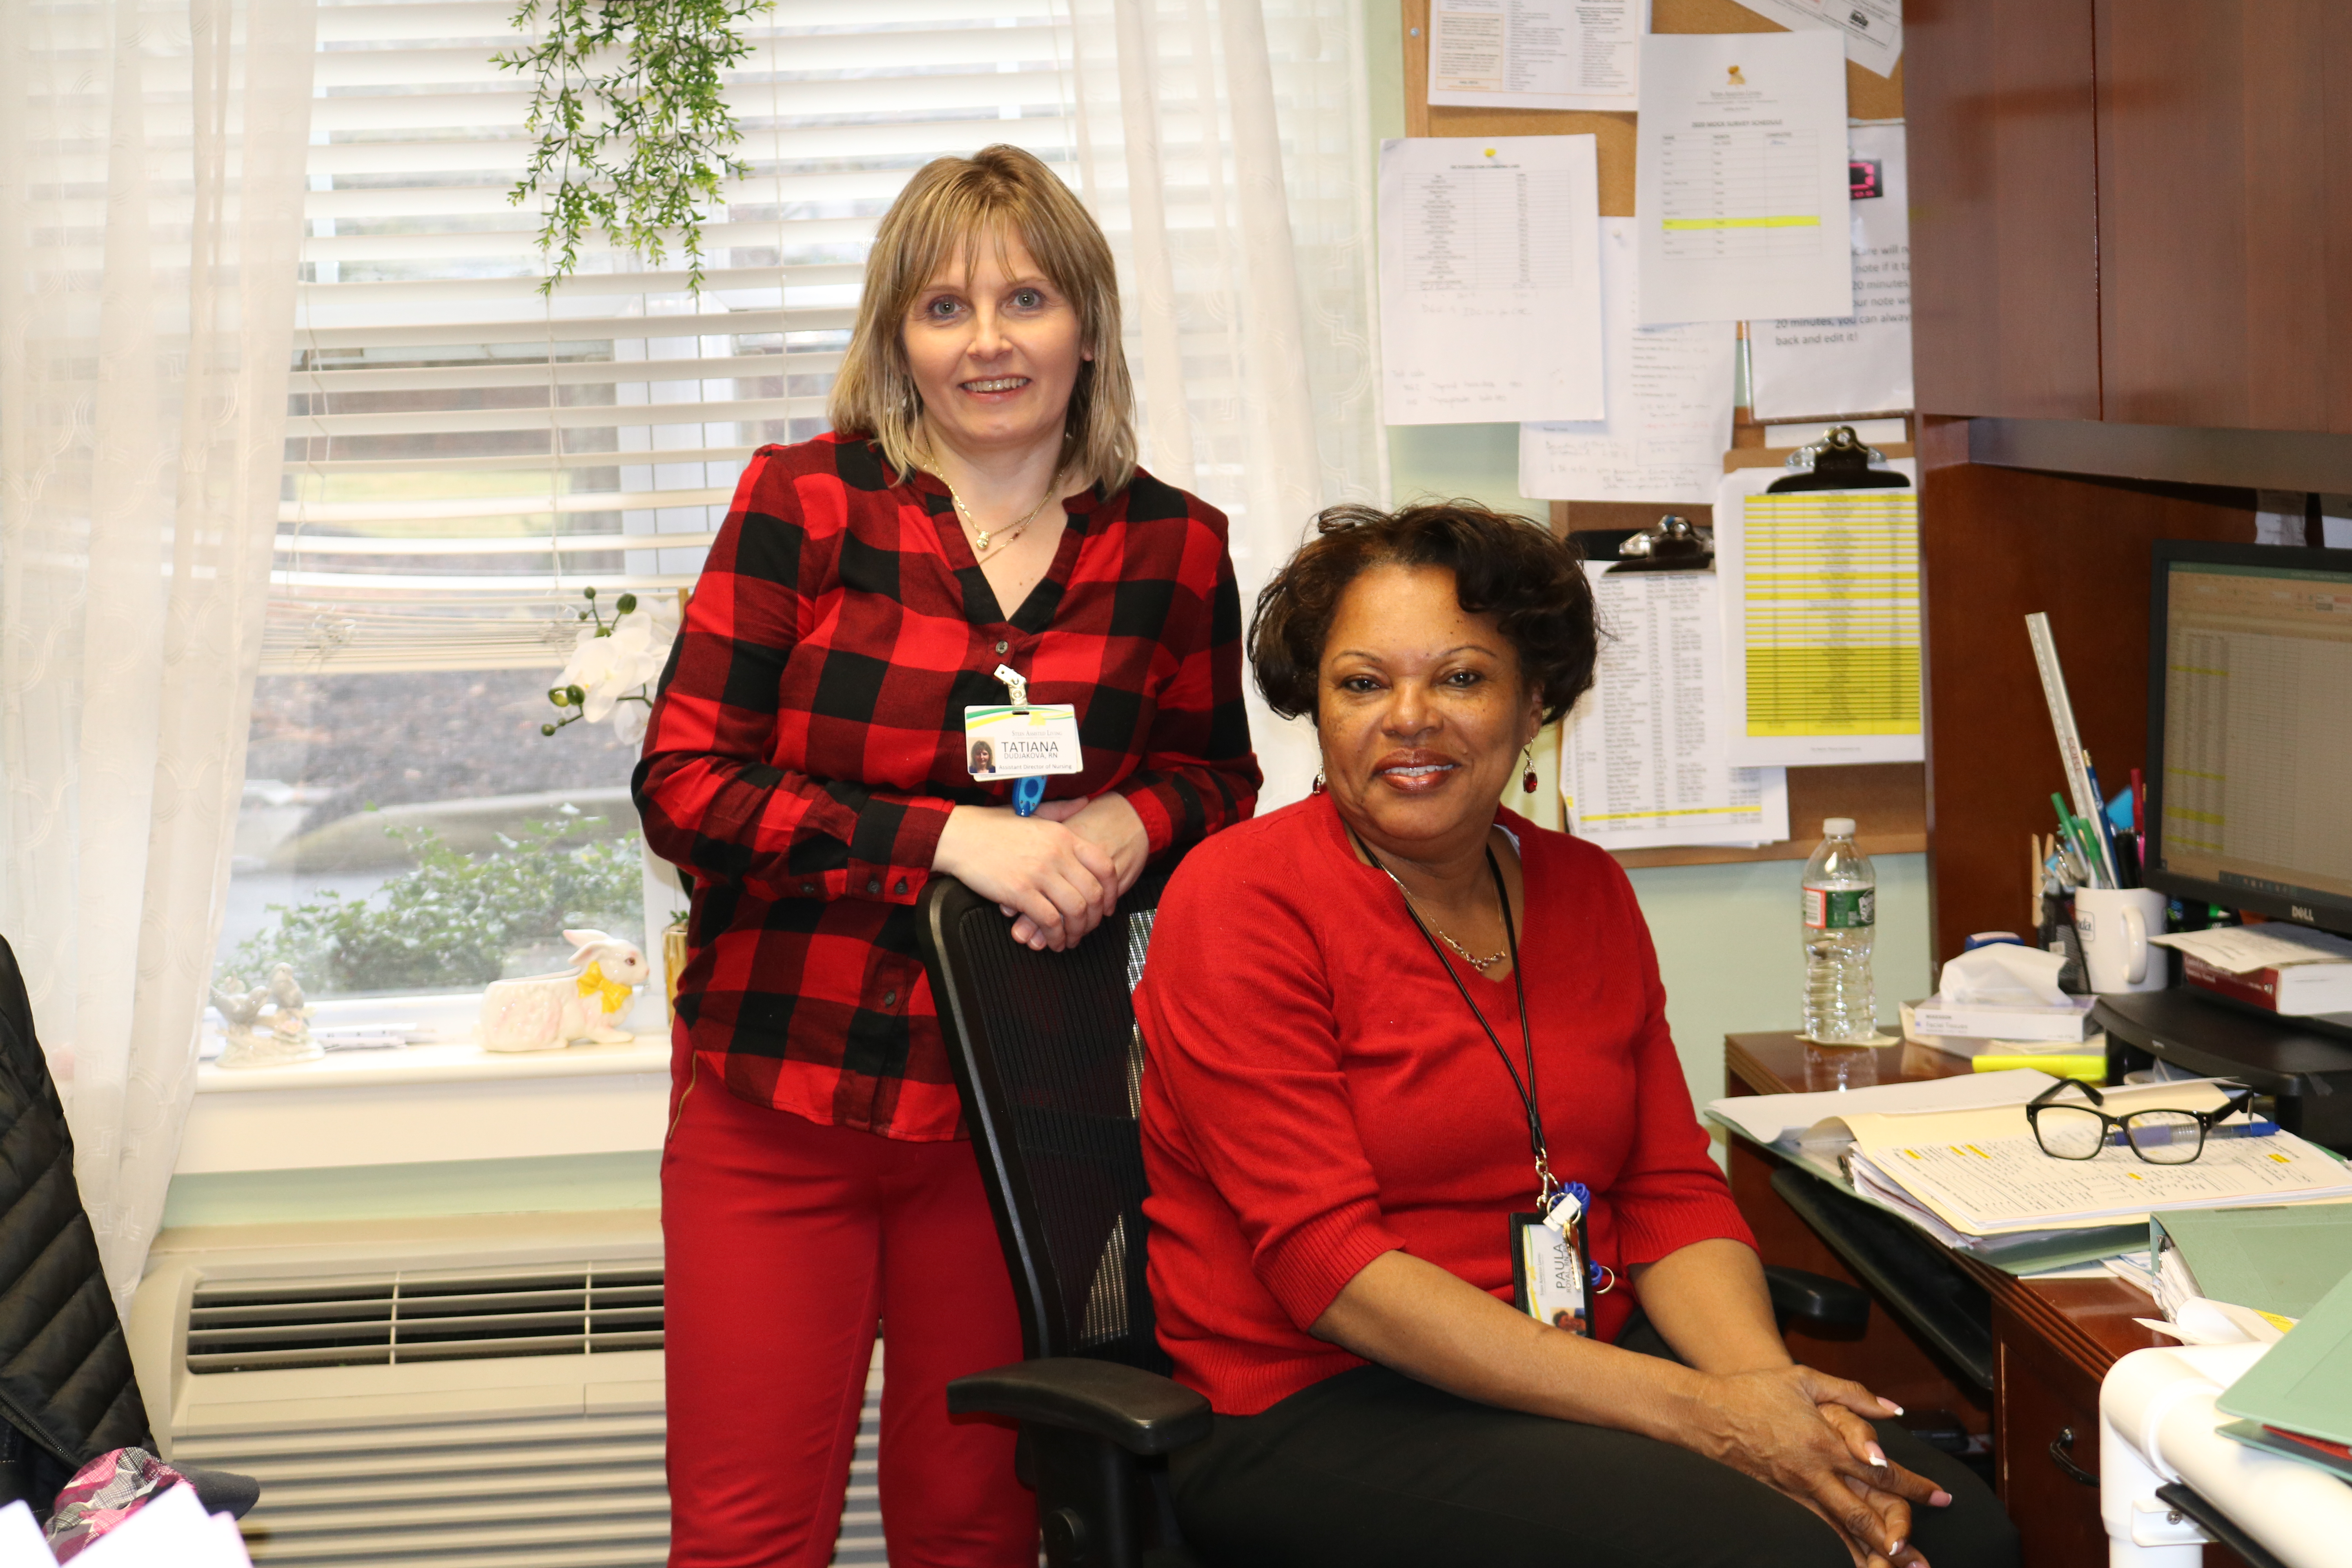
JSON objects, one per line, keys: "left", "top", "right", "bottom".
{"left": 2073, "top": 887, "right": 2169, "bottom": 994}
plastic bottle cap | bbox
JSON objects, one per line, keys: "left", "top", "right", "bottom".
{"left": 1823, "top": 817, "right": 1856, "bottom": 837}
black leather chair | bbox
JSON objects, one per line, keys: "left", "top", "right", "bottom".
{"left": 0, "top": 937, "right": 259, "bottom": 1524}
{"left": 918, "top": 861, "right": 1869, "bottom": 1568}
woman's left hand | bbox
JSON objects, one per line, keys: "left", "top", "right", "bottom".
{"left": 1007, "top": 795, "right": 1149, "bottom": 945}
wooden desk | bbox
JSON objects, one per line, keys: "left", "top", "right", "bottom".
{"left": 1722, "top": 1033, "right": 2243, "bottom": 1568}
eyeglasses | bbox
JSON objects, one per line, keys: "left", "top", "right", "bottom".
{"left": 2025, "top": 1079, "right": 2261, "bottom": 1165}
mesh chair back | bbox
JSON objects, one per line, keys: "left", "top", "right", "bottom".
{"left": 918, "top": 860, "right": 1181, "bottom": 1376}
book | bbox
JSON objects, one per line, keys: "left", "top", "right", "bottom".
{"left": 2150, "top": 1204, "right": 2352, "bottom": 1321}
{"left": 2182, "top": 951, "right": 2352, "bottom": 1017}
{"left": 2219, "top": 1265, "right": 2352, "bottom": 1448}
{"left": 1906, "top": 993, "right": 2097, "bottom": 1044}
{"left": 2216, "top": 1418, "right": 2352, "bottom": 1481}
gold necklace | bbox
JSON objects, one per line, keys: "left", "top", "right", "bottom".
{"left": 945, "top": 468, "right": 1064, "bottom": 561}
{"left": 1365, "top": 853, "right": 1508, "bottom": 971}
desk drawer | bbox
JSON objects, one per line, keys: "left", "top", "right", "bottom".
{"left": 1993, "top": 1307, "right": 2105, "bottom": 1568}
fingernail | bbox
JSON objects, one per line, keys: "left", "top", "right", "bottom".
{"left": 1867, "top": 1443, "right": 1887, "bottom": 1467}
{"left": 1886, "top": 1540, "right": 1903, "bottom": 1557}
{"left": 1931, "top": 1490, "right": 1952, "bottom": 1507}
{"left": 1881, "top": 1399, "right": 1904, "bottom": 1415}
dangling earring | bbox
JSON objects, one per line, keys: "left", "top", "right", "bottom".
{"left": 1311, "top": 770, "right": 1327, "bottom": 795}
{"left": 1521, "top": 746, "right": 1538, "bottom": 795}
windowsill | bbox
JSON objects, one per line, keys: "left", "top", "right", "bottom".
{"left": 179, "top": 988, "right": 672, "bottom": 1176}
{"left": 196, "top": 1036, "right": 669, "bottom": 1093}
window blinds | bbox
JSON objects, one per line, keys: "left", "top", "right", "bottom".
{"left": 275, "top": 0, "right": 1079, "bottom": 674}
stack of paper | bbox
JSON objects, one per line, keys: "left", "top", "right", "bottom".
{"left": 1820, "top": 1083, "right": 2352, "bottom": 1249}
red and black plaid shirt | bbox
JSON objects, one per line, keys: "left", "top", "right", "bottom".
{"left": 635, "top": 433, "right": 1261, "bottom": 1141}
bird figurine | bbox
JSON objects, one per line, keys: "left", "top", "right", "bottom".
{"left": 216, "top": 964, "right": 322, "bottom": 1069}
{"left": 209, "top": 977, "right": 267, "bottom": 1033}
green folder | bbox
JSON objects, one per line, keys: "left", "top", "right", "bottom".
{"left": 2218, "top": 1267, "right": 2352, "bottom": 1447}
{"left": 2151, "top": 1205, "right": 2352, "bottom": 1320}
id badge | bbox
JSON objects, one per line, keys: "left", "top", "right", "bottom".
{"left": 1509, "top": 1212, "right": 1590, "bottom": 1336}
{"left": 964, "top": 704, "right": 1083, "bottom": 780}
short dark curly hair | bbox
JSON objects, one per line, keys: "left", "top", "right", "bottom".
{"left": 1249, "top": 501, "right": 1599, "bottom": 724}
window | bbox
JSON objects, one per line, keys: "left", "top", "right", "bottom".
{"left": 220, "top": 0, "right": 1081, "bottom": 1004}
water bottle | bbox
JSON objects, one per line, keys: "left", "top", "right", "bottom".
{"left": 1801, "top": 817, "right": 1878, "bottom": 1044}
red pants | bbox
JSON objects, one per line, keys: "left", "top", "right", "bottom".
{"left": 662, "top": 1060, "right": 1036, "bottom": 1567}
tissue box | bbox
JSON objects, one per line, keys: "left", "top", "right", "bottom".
{"left": 1903, "top": 994, "right": 2099, "bottom": 1044}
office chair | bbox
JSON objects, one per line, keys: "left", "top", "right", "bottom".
{"left": 918, "top": 861, "right": 1870, "bottom": 1568}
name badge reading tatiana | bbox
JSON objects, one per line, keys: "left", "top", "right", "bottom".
{"left": 1509, "top": 1211, "right": 1590, "bottom": 1337}
{"left": 964, "top": 704, "right": 1083, "bottom": 781}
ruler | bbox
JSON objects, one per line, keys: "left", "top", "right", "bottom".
{"left": 2025, "top": 612, "right": 2114, "bottom": 886}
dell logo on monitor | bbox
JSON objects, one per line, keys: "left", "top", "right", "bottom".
{"left": 2293, "top": 905, "right": 2318, "bottom": 923}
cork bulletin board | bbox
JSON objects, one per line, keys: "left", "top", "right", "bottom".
{"left": 1394, "top": 0, "right": 1925, "bottom": 867}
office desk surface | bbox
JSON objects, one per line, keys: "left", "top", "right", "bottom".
{"left": 1724, "top": 1032, "right": 2212, "bottom": 1568}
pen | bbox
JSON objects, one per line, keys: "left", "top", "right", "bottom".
{"left": 2084, "top": 757, "right": 2123, "bottom": 886}
{"left": 2131, "top": 766, "right": 2147, "bottom": 866}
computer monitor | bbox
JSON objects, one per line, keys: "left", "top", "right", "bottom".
{"left": 2145, "top": 539, "right": 2352, "bottom": 938}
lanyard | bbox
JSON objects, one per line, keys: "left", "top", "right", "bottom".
{"left": 1352, "top": 829, "right": 1553, "bottom": 1209}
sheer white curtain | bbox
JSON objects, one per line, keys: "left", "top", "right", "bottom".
{"left": 1059, "top": 0, "right": 1384, "bottom": 807}
{"left": 0, "top": 0, "right": 315, "bottom": 1308}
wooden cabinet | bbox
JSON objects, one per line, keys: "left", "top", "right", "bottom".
{"left": 2093, "top": 0, "right": 2352, "bottom": 433}
{"left": 1905, "top": 0, "right": 2102, "bottom": 421}
{"left": 1910, "top": 0, "right": 2352, "bottom": 432}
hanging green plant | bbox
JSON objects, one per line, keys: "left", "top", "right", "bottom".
{"left": 495, "top": 0, "right": 775, "bottom": 293}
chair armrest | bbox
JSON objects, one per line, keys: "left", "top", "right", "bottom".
{"left": 1764, "top": 1264, "right": 1870, "bottom": 1332}
{"left": 948, "top": 1357, "right": 1212, "bottom": 1457}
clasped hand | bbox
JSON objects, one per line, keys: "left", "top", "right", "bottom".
{"left": 1688, "top": 1365, "right": 1951, "bottom": 1568}
{"left": 933, "top": 795, "right": 1147, "bottom": 950}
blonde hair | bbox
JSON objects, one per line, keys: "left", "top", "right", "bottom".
{"left": 827, "top": 145, "right": 1137, "bottom": 494}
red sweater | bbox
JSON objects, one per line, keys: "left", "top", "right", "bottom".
{"left": 1136, "top": 793, "right": 1753, "bottom": 1415}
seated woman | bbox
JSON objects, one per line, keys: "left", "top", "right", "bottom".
{"left": 1134, "top": 503, "right": 2017, "bottom": 1568}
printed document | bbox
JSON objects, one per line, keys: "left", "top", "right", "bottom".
{"left": 1749, "top": 122, "right": 1913, "bottom": 419}
{"left": 1634, "top": 31, "right": 1852, "bottom": 325}
{"left": 1733, "top": 0, "right": 1902, "bottom": 78}
{"left": 2151, "top": 924, "right": 2352, "bottom": 974}
{"left": 1559, "top": 563, "right": 1787, "bottom": 851}
{"left": 1426, "top": 0, "right": 1641, "bottom": 112}
{"left": 1705, "top": 1067, "right": 2064, "bottom": 1149}
{"left": 1520, "top": 218, "right": 1737, "bottom": 505}
{"left": 1715, "top": 460, "right": 1923, "bottom": 767}
{"left": 1379, "top": 136, "right": 1604, "bottom": 424}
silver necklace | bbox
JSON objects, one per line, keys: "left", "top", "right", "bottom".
{"left": 944, "top": 468, "right": 1064, "bottom": 561}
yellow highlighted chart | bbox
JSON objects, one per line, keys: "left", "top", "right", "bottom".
{"left": 1740, "top": 490, "right": 1920, "bottom": 738}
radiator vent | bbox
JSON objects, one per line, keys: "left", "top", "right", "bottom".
{"left": 178, "top": 1409, "right": 672, "bottom": 1568}
{"left": 186, "top": 1266, "right": 663, "bottom": 1374}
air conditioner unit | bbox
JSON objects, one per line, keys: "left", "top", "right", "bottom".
{"left": 127, "top": 1211, "right": 887, "bottom": 1567}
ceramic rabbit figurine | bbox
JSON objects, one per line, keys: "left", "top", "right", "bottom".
{"left": 477, "top": 929, "right": 649, "bottom": 1052}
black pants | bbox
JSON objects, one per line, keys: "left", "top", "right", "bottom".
{"left": 1169, "top": 1359, "right": 2020, "bottom": 1568}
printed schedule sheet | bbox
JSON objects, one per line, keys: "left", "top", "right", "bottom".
{"left": 1634, "top": 31, "right": 1853, "bottom": 325}
{"left": 1560, "top": 563, "right": 1789, "bottom": 851}
{"left": 1378, "top": 135, "right": 1603, "bottom": 424}
{"left": 1715, "top": 461, "right": 1923, "bottom": 767}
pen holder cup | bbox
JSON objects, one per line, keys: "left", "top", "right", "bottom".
{"left": 2073, "top": 887, "right": 2169, "bottom": 995}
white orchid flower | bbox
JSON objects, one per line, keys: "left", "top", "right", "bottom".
{"left": 552, "top": 604, "right": 676, "bottom": 727}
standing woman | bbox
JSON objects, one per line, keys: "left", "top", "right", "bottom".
{"left": 635, "top": 145, "right": 1261, "bottom": 1568}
